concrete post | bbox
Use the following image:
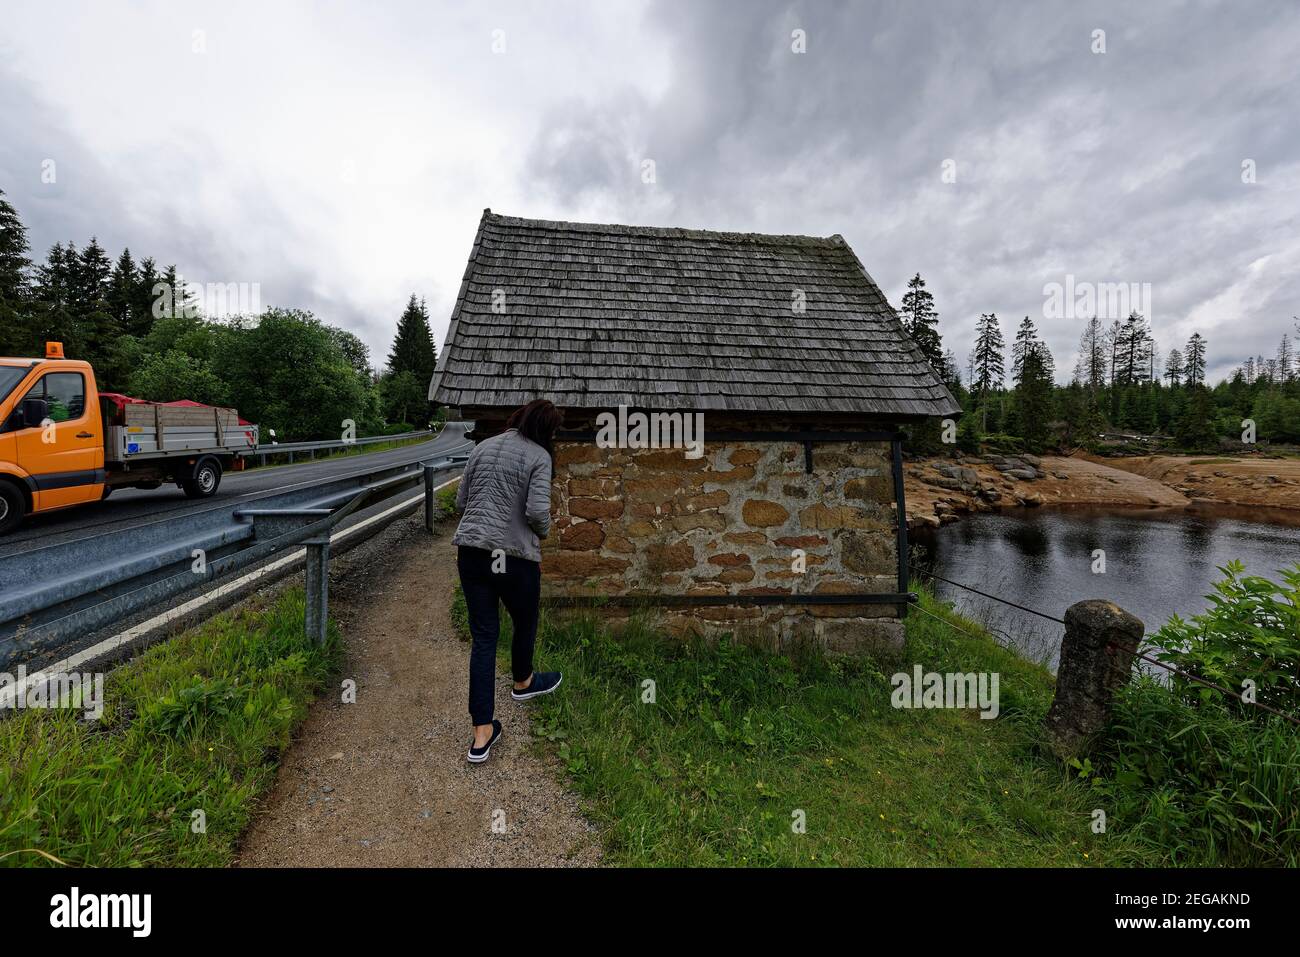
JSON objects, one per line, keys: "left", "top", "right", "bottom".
{"left": 304, "top": 536, "right": 331, "bottom": 645}
{"left": 1046, "top": 600, "right": 1145, "bottom": 760}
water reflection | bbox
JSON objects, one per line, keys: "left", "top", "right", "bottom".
{"left": 911, "top": 505, "right": 1300, "bottom": 672}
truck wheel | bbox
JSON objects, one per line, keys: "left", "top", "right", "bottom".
{"left": 182, "top": 457, "right": 222, "bottom": 499}
{"left": 0, "top": 482, "right": 26, "bottom": 535}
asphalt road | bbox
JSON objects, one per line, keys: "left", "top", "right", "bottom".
{"left": 0, "top": 424, "right": 474, "bottom": 559}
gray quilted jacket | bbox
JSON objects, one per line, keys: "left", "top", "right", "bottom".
{"left": 453, "top": 429, "right": 553, "bottom": 562}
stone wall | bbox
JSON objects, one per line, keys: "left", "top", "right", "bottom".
{"left": 539, "top": 437, "right": 904, "bottom": 655}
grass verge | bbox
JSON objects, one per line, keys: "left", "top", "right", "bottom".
{"left": 453, "top": 585, "right": 1160, "bottom": 866}
{"left": 0, "top": 589, "right": 338, "bottom": 867}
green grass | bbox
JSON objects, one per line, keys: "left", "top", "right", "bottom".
{"left": 1095, "top": 678, "right": 1300, "bottom": 866}
{"left": 0, "top": 589, "right": 338, "bottom": 867}
{"left": 436, "top": 480, "right": 460, "bottom": 521}
{"left": 454, "top": 587, "right": 1161, "bottom": 866}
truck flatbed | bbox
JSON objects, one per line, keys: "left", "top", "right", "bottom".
{"left": 107, "top": 402, "right": 258, "bottom": 464}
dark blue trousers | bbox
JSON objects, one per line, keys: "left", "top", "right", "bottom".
{"left": 457, "top": 545, "right": 541, "bottom": 725}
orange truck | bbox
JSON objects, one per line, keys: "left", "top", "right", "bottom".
{"left": 0, "top": 343, "right": 259, "bottom": 534}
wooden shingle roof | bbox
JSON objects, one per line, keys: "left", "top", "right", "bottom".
{"left": 429, "top": 210, "right": 959, "bottom": 418}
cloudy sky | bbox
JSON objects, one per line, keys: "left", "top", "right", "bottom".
{"left": 2, "top": 0, "right": 1297, "bottom": 383}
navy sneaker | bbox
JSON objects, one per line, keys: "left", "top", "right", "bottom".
{"left": 467, "top": 719, "right": 503, "bottom": 763}
{"left": 511, "top": 671, "right": 563, "bottom": 701}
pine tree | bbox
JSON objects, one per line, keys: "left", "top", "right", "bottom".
{"left": 160, "top": 264, "right": 198, "bottom": 319}
{"left": 940, "top": 348, "right": 961, "bottom": 389}
{"left": 1012, "top": 341, "right": 1056, "bottom": 451}
{"left": 1012, "top": 315, "right": 1054, "bottom": 386}
{"left": 33, "top": 242, "right": 80, "bottom": 352}
{"left": 899, "top": 273, "right": 944, "bottom": 377}
{"left": 972, "top": 312, "right": 1005, "bottom": 399}
{"left": 0, "top": 188, "right": 33, "bottom": 355}
{"left": 1165, "top": 347, "right": 1184, "bottom": 387}
{"left": 1114, "top": 313, "right": 1153, "bottom": 386}
{"left": 1184, "top": 333, "right": 1207, "bottom": 387}
{"left": 76, "top": 237, "right": 115, "bottom": 349}
{"left": 134, "top": 257, "right": 161, "bottom": 332}
{"left": 109, "top": 248, "right": 138, "bottom": 336}
{"left": 1074, "top": 316, "right": 1107, "bottom": 403}
{"left": 1278, "top": 334, "right": 1294, "bottom": 383}
{"left": 1107, "top": 311, "right": 1153, "bottom": 423}
{"left": 1175, "top": 379, "right": 1216, "bottom": 450}
{"left": 387, "top": 294, "right": 438, "bottom": 383}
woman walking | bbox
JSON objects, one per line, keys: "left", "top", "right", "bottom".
{"left": 453, "top": 399, "right": 565, "bottom": 763}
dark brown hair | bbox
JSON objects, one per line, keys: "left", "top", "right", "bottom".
{"left": 507, "top": 399, "right": 563, "bottom": 457}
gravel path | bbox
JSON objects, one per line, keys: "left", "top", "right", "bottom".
{"left": 235, "top": 515, "right": 602, "bottom": 868}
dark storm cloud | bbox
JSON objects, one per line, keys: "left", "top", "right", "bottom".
{"left": 524, "top": 0, "right": 1300, "bottom": 381}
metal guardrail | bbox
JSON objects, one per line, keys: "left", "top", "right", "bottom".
{"left": 251, "top": 428, "right": 438, "bottom": 464}
{"left": 0, "top": 453, "right": 468, "bottom": 667}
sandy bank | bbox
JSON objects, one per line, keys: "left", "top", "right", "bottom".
{"left": 905, "top": 454, "right": 1189, "bottom": 529}
{"left": 1084, "top": 454, "right": 1300, "bottom": 510}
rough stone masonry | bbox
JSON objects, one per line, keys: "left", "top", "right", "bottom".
{"left": 541, "top": 436, "right": 904, "bottom": 655}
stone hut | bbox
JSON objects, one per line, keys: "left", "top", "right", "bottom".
{"left": 430, "top": 210, "right": 958, "bottom": 653}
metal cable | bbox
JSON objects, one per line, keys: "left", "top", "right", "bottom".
{"left": 909, "top": 567, "right": 1300, "bottom": 726}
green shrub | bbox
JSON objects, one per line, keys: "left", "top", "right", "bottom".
{"left": 1151, "top": 561, "right": 1300, "bottom": 713}
{"left": 980, "top": 432, "right": 1025, "bottom": 454}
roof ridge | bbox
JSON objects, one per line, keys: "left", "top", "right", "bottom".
{"left": 483, "top": 210, "right": 844, "bottom": 248}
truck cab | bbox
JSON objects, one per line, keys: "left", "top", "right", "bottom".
{"left": 0, "top": 345, "right": 107, "bottom": 528}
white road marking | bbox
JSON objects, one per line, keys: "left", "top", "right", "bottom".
{"left": 0, "top": 476, "right": 462, "bottom": 709}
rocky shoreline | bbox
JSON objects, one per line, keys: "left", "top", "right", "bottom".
{"left": 903, "top": 452, "right": 1192, "bottom": 530}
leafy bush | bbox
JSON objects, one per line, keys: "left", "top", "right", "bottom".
{"left": 980, "top": 432, "right": 1025, "bottom": 454}
{"left": 1150, "top": 561, "right": 1300, "bottom": 713}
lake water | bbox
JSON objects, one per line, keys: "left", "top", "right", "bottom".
{"left": 909, "top": 505, "right": 1300, "bottom": 671}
